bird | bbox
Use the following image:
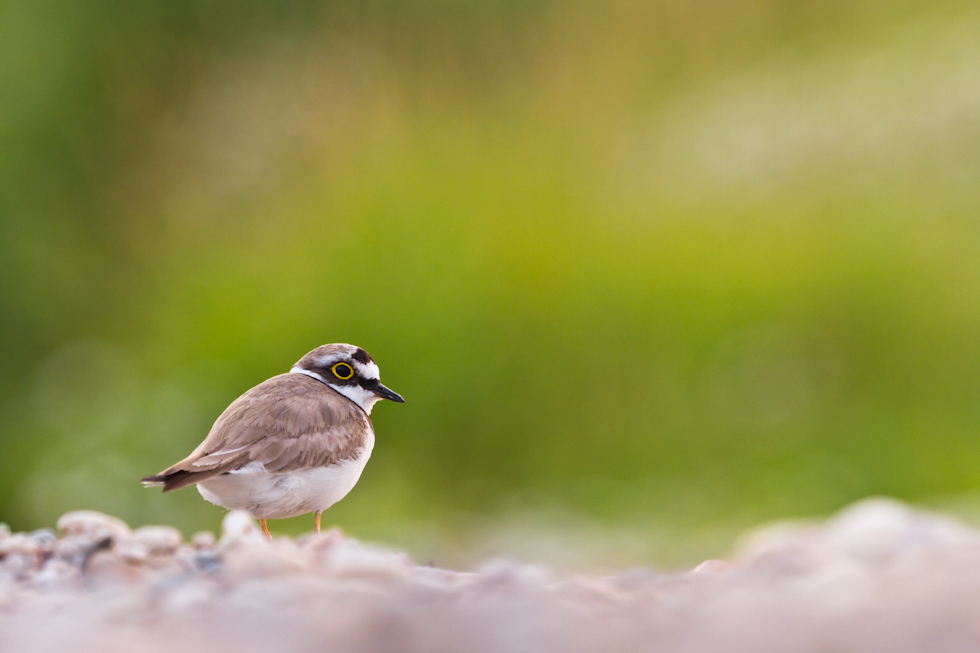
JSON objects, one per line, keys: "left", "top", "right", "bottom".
{"left": 141, "top": 344, "right": 404, "bottom": 539}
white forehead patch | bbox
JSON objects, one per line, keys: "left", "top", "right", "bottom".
{"left": 355, "top": 361, "right": 380, "bottom": 381}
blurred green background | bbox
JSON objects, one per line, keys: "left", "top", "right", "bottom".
{"left": 4, "top": 0, "right": 980, "bottom": 569}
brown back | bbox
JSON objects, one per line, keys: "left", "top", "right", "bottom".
{"left": 146, "top": 373, "right": 371, "bottom": 491}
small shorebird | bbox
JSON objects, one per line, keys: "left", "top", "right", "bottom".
{"left": 142, "top": 344, "right": 403, "bottom": 539}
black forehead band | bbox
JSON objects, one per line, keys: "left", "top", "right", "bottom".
{"left": 352, "top": 348, "right": 375, "bottom": 365}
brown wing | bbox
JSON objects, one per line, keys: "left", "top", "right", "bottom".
{"left": 142, "top": 373, "right": 371, "bottom": 492}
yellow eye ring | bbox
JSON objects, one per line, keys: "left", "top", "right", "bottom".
{"left": 331, "top": 362, "right": 354, "bottom": 380}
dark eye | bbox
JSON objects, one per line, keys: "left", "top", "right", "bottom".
{"left": 331, "top": 363, "right": 354, "bottom": 380}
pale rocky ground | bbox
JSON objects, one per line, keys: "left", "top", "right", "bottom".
{"left": 2, "top": 499, "right": 980, "bottom": 652}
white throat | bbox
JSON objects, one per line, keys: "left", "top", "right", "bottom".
{"left": 290, "top": 367, "right": 381, "bottom": 414}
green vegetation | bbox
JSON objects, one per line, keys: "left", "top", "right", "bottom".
{"left": 3, "top": 0, "right": 980, "bottom": 567}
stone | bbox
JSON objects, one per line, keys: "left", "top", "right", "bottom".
{"left": 0, "top": 534, "right": 42, "bottom": 558}
{"left": 27, "top": 528, "right": 57, "bottom": 548}
{"left": 115, "top": 540, "right": 150, "bottom": 564}
{"left": 57, "top": 511, "right": 131, "bottom": 542}
{"left": 31, "top": 558, "right": 80, "bottom": 590}
{"left": 84, "top": 549, "right": 151, "bottom": 585}
{"left": 191, "top": 531, "right": 216, "bottom": 550}
{"left": 218, "top": 510, "right": 264, "bottom": 551}
{"left": 131, "top": 526, "right": 183, "bottom": 555}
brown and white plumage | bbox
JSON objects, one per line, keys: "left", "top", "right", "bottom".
{"left": 142, "top": 344, "right": 403, "bottom": 528}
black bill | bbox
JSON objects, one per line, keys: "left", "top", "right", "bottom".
{"left": 372, "top": 383, "right": 405, "bottom": 403}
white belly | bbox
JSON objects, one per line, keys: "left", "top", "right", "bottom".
{"left": 196, "top": 444, "right": 373, "bottom": 520}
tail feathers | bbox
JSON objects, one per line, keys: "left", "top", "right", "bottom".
{"left": 140, "top": 468, "right": 220, "bottom": 492}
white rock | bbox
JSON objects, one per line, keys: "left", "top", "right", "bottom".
{"left": 191, "top": 531, "right": 216, "bottom": 550}
{"left": 131, "top": 526, "right": 182, "bottom": 555}
{"left": 57, "top": 511, "right": 131, "bottom": 541}
{"left": 115, "top": 540, "right": 149, "bottom": 564}
{"left": 218, "top": 511, "right": 265, "bottom": 551}
{"left": 0, "top": 534, "right": 41, "bottom": 558}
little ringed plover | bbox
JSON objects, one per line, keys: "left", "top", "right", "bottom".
{"left": 142, "top": 344, "right": 404, "bottom": 538}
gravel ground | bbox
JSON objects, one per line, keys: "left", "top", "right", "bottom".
{"left": 2, "top": 498, "right": 979, "bottom": 653}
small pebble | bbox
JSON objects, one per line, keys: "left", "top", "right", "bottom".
{"left": 116, "top": 540, "right": 150, "bottom": 564}
{"left": 218, "top": 511, "right": 264, "bottom": 551}
{"left": 132, "top": 526, "right": 183, "bottom": 555}
{"left": 85, "top": 549, "right": 151, "bottom": 585}
{"left": 28, "top": 528, "right": 57, "bottom": 548}
{"left": 191, "top": 531, "right": 216, "bottom": 550}
{"left": 0, "top": 534, "right": 42, "bottom": 557}
{"left": 57, "top": 511, "right": 131, "bottom": 541}
{"left": 1, "top": 553, "right": 40, "bottom": 580}
{"left": 192, "top": 549, "right": 222, "bottom": 574}
{"left": 31, "top": 558, "right": 80, "bottom": 590}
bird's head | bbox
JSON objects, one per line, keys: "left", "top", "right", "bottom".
{"left": 291, "top": 343, "right": 404, "bottom": 414}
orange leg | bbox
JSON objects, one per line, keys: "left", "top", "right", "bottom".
{"left": 314, "top": 511, "right": 321, "bottom": 533}
{"left": 260, "top": 519, "right": 271, "bottom": 541}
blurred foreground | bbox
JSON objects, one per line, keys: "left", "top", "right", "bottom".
{"left": 2, "top": 499, "right": 979, "bottom": 653}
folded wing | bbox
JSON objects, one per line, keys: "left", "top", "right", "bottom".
{"left": 141, "top": 374, "right": 371, "bottom": 492}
